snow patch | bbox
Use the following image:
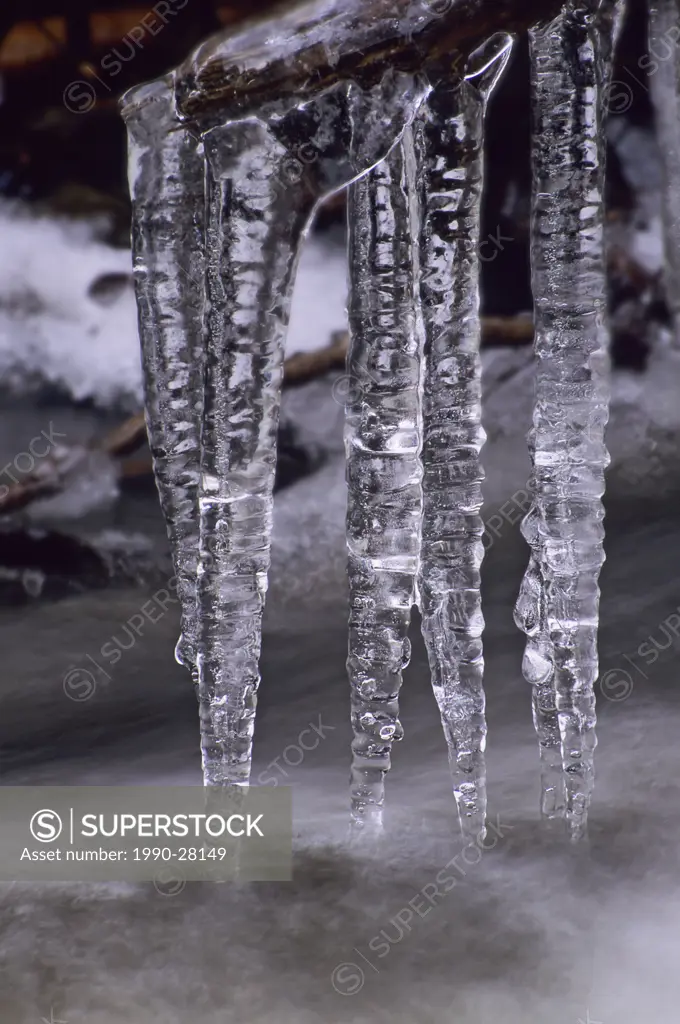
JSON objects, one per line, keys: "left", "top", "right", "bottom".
{"left": 0, "top": 203, "right": 348, "bottom": 409}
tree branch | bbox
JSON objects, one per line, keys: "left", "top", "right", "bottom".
{"left": 174, "top": 0, "right": 564, "bottom": 122}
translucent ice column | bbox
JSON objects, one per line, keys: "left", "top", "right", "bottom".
{"left": 122, "top": 77, "right": 205, "bottom": 673}
{"left": 516, "top": 0, "right": 625, "bottom": 839}
{"left": 345, "top": 130, "right": 425, "bottom": 830}
{"left": 174, "top": 72, "right": 428, "bottom": 787}
{"left": 416, "top": 37, "right": 512, "bottom": 840}
{"left": 194, "top": 119, "right": 314, "bottom": 785}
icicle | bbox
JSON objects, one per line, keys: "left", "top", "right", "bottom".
{"left": 648, "top": 0, "right": 680, "bottom": 347}
{"left": 345, "top": 130, "right": 424, "bottom": 831}
{"left": 194, "top": 119, "right": 313, "bottom": 786}
{"left": 415, "top": 36, "right": 513, "bottom": 841}
{"left": 182, "top": 73, "right": 428, "bottom": 788}
{"left": 121, "top": 78, "right": 205, "bottom": 672}
{"left": 517, "top": 0, "right": 625, "bottom": 840}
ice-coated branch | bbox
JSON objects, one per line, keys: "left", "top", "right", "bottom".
{"left": 518, "top": 0, "right": 625, "bottom": 840}
{"left": 122, "top": 77, "right": 205, "bottom": 673}
{"left": 416, "top": 35, "right": 512, "bottom": 840}
{"left": 173, "top": 0, "right": 563, "bottom": 125}
{"left": 345, "top": 130, "right": 424, "bottom": 831}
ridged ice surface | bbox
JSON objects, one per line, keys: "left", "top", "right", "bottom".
{"left": 515, "top": 0, "right": 624, "bottom": 840}
{"left": 122, "top": 0, "right": 655, "bottom": 840}
{"left": 345, "top": 132, "right": 424, "bottom": 830}
{"left": 124, "top": 61, "right": 428, "bottom": 789}
{"left": 123, "top": 78, "right": 205, "bottom": 673}
{"left": 415, "top": 36, "right": 512, "bottom": 840}
{"left": 195, "top": 119, "right": 311, "bottom": 785}
{"left": 194, "top": 77, "right": 427, "bottom": 787}
{"left": 648, "top": 0, "right": 680, "bottom": 347}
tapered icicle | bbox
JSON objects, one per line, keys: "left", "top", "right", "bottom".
{"left": 192, "top": 74, "right": 428, "bottom": 788}
{"left": 122, "top": 78, "right": 205, "bottom": 672}
{"left": 196, "top": 120, "right": 313, "bottom": 786}
{"left": 416, "top": 36, "right": 512, "bottom": 840}
{"left": 345, "top": 131, "right": 424, "bottom": 831}
{"left": 517, "top": 1, "right": 624, "bottom": 840}
{"left": 648, "top": 0, "right": 680, "bottom": 347}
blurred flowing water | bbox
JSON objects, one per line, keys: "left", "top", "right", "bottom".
{"left": 0, "top": 358, "right": 679, "bottom": 1022}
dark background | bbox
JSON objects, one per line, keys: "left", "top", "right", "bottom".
{"left": 0, "top": 0, "right": 662, "bottom": 330}
{"left": 1, "top": 5, "right": 679, "bottom": 1023}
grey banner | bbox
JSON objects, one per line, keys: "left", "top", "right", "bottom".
{"left": 0, "top": 787, "right": 291, "bottom": 883}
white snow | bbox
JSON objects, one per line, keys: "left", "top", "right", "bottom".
{"left": 0, "top": 202, "right": 348, "bottom": 409}
{"left": 0, "top": 203, "right": 141, "bottom": 408}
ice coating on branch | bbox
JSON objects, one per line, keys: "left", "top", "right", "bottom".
{"left": 648, "top": 0, "right": 680, "bottom": 348}
{"left": 122, "top": 78, "right": 205, "bottom": 673}
{"left": 345, "top": 130, "right": 425, "bottom": 831}
{"left": 416, "top": 34, "right": 512, "bottom": 840}
{"left": 171, "top": 0, "right": 559, "bottom": 124}
{"left": 126, "top": 65, "right": 427, "bottom": 788}
{"left": 516, "top": 0, "right": 624, "bottom": 840}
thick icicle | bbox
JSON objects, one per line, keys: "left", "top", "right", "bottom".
{"left": 345, "top": 131, "right": 424, "bottom": 831}
{"left": 516, "top": 0, "right": 624, "bottom": 839}
{"left": 415, "top": 37, "right": 512, "bottom": 840}
{"left": 648, "top": 0, "right": 680, "bottom": 347}
{"left": 195, "top": 119, "right": 313, "bottom": 786}
{"left": 122, "top": 78, "right": 205, "bottom": 672}
{"left": 187, "top": 74, "right": 428, "bottom": 787}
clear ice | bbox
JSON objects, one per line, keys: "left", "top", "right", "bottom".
{"left": 345, "top": 133, "right": 424, "bottom": 830}
{"left": 515, "top": 0, "right": 625, "bottom": 840}
{"left": 121, "top": 0, "right": 652, "bottom": 839}
{"left": 416, "top": 37, "right": 512, "bottom": 840}
{"left": 124, "top": 77, "right": 205, "bottom": 675}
